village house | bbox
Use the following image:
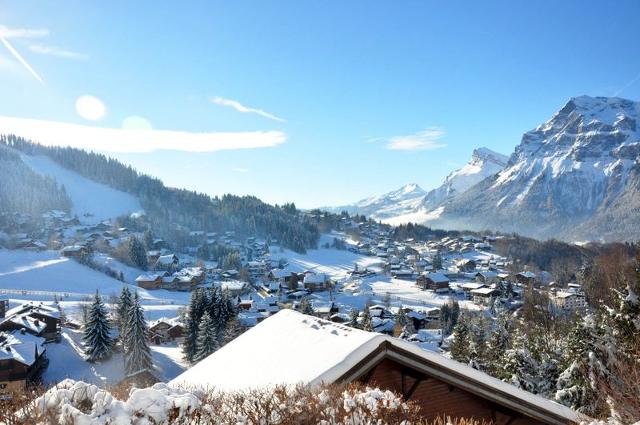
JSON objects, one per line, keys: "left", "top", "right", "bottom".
{"left": 0, "top": 331, "right": 48, "bottom": 399}
{"left": 154, "top": 254, "right": 179, "bottom": 271}
{"left": 416, "top": 272, "right": 450, "bottom": 293}
{"left": 302, "top": 272, "right": 330, "bottom": 292}
{"left": 550, "top": 290, "right": 587, "bottom": 313}
{"left": 460, "top": 282, "right": 487, "bottom": 300}
{"left": 135, "top": 273, "right": 165, "bottom": 290}
{"left": 220, "top": 280, "right": 249, "bottom": 297}
{"left": 475, "top": 270, "right": 499, "bottom": 284}
{"left": 0, "top": 303, "right": 62, "bottom": 342}
{"left": 515, "top": 271, "right": 536, "bottom": 286}
{"left": 470, "top": 287, "right": 500, "bottom": 306}
{"left": 147, "top": 319, "right": 184, "bottom": 344}
{"left": 60, "top": 245, "right": 89, "bottom": 258}
{"left": 171, "top": 310, "right": 578, "bottom": 425}
{"left": 455, "top": 258, "right": 476, "bottom": 272}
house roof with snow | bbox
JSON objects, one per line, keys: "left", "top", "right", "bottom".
{"left": 171, "top": 310, "right": 578, "bottom": 424}
{"left": 423, "top": 272, "right": 449, "bottom": 283}
{"left": 302, "top": 273, "right": 329, "bottom": 284}
{"left": 0, "top": 331, "right": 46, "bottom": 366}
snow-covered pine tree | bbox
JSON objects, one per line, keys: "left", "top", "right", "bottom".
{"left": 555, "top": 314, "right": 600, "bottom": 413}
{"left": 348, "top": 308, "right": 360, "bottom": 329}
{"left": 361, "top": 306, "right": 373, "bottom": 332}
{"left": 469, "top": 315, "right": 489, "bottom": 371}
{"left": 300, "top": 297, "right": 314, "bottom": 316}
{"left": 123, "top": 292, "right": 153, "bottom": 376}
{"left": 485, "top": 312, "right": 512, "bottom": 378}
{"left": 432, "top": 251, "right": 443, "bottom": 271}
{"left": 116, "top": 286, "right": 133, "bottom": 341}
{"left": 206, "top": 286, "right": 221, "bottom": 324}
{"left": 449, "top": 314, "right": 471, "bottom": 364}
{"left": 223, "top": 315, "right": 243, "bottom": 346}
{"left": 127, "top": 235, "right": 148, "bottom": 270}
{"left": 182, "top": 288, "right": 207, "bottom": 363}
{"left": 194, "top": 311, "right": 219, "bottom": 362}
{"left": 83, "top": 291, "right": 114, "bottom": 362}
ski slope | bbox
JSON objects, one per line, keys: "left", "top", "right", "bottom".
{"left": 21, "top": 154, "right": 143, "bottom": 224}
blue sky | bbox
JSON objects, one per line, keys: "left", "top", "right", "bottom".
{"left": 1, "top": 1, "right": 640, "bottom": 208}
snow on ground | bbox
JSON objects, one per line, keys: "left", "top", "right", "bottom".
{"left": 0, "top": 249, "right": 190, "bottom": 304}
{"left": 0, "top": 249, "right": 142, "bottom": 298}
{"left": 21, "top": 154, "right": 143, "bottom": 224}
{"left": 43, "top": 329, "right": 186, "bottom": 385}
{"left": 93, "top": 252, "right": 147, "bottom": 284}
{"left": 355, "top": 276, "right": 480, "bottom": 311}
{"left": 271, "top": 236, "right": 383, "bottom": 282}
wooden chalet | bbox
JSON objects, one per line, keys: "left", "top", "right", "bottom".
{"left": 416, "top": 272, "right": 450, "bottom": 293}
{"left": 172, "top": 310, "right": 578, "bottom": 424}
{"left": 0, "top": 332, "right": 48, "bottom": 398}
{"left": 0, "top": 303, "right": 61, "bottom": 341}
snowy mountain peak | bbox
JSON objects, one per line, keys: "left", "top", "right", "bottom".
{"left": 390, "top": 183, "right": 425, "bottom": 197}
{"left": 425, "top": 96, "right": 640, "bottom": 242}
{"left": 471, "top": 148, "right": 509, "bottom": 167}
{"left": 420, "top": 147, "right": 508, "bottom": 210}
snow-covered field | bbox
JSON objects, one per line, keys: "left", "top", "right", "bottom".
{"left": 43, "top": 329, "right": 186, "bottom": 385}
{"left": 272, "top": 234, "right": 383, "bottom": 281}
{"left": 21, "top": 154, "right": 143, "bottom": 224}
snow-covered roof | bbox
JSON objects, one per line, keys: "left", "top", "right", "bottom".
{"left": 171, "top": 310, "right": 578, "bottom": 424}
{"left": 424, "top": 272, "right": 449, "bottom": 283}
{"left": 156, "top": 254, "right": 178, "bottom": 265}
{"left": 470, "top": 287, "right": 499, "bottom": 296}
{"left": 220, "top": 280, "right": 247, "bottom": 291}
{"left": 303, "top": 273, "right": 328, "bottom": 284}
{"left": 171, "top": 309, "right": 381, "bottom": 391}
{"left": 0, "top": 331, "right": 45, "bottom": 366}
{"left": 461, "top": 282, "right": 486, "bottom": 290}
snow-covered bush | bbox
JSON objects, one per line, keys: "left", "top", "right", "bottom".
{"left": 10, "top": 379, "right": 489, "bottom": 425}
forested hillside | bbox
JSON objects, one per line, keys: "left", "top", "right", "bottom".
{"left": 0, "top": 143, "right": 71, "bottom": 215}
{"left": 0, "top": 135, "right": 319, "bottom": 252}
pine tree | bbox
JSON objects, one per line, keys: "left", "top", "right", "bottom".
{"left": 361, "top": 306, "right": 373, "bottom": 332}
{"left": 449, "top": 315, "right": 471, "bottom": 364}
{"left": 348, "top": 308, "right": 360, "bottom": 329}
{"left": 223, "top": 316, "right": 243, "bottom": 346}
{"left": 194, "top": 311, "right": 219, "bottom": 362}
{"left": 83, "top": 291, "right": 114, "bottom": 362}
{"left": 300, "top": 297, "right": 314, "bottom": 316}
{"left": 486, "top": 312, "right": 512, "bottom": 378}
{"left": 182, "top": 289, "right": 207, "bottom": 363}
{"left": 206, "top": 286, "right": 220, "bottom": 323}
{"left": 123, "top": 292, "right": 153, "bottom": 376}
{"left": 142, "top": 228, "right": 154, "bottom": 250}
{"left": 116, "top": 286, "right": 133, "bottom": 341}
{"left": 127, "top": 235, "right": 148, "bottom": 270}
{"left": 555, "top": 315, "right": 599, "bottom": 412}
{"left": 432, "top": 251, "right": 443, "bottom": 271}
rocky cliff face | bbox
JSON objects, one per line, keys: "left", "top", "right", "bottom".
{"left": 421, "top": 147, "right": 508, "bottom": 210}
{"left": 429, "top": 96, "right": 640, "bottom": 241}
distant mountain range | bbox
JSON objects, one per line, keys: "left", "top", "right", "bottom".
{"left": 330, "top": 96, "right": 640, "bottom": 242}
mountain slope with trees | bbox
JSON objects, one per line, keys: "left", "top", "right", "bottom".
{"left": 0, "top": 135, "right": 319, "bottom": 252}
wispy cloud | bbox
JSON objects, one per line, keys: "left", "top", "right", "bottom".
{"left": 212, "top": 96, "right": 286, "bottom": 123}
{"left": 0, "top": 116, "right": 287, "bottom": 153}
{"left": 0, "top": 37, "right": 44, "bottom": 85}
{"left": 232, "top": 167, "right": 249, "bottom": 173}
{"left": 0, "top": 25, "right": 49, "bottom": 39}
{"left": 0, "top": 24, "right": 87, "bottom": 85}
{"left": 385, "top": 127, "right": 447, "bottom": 151}
{"left": 28, "top": 43, "right": 88, "bottom": 60}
